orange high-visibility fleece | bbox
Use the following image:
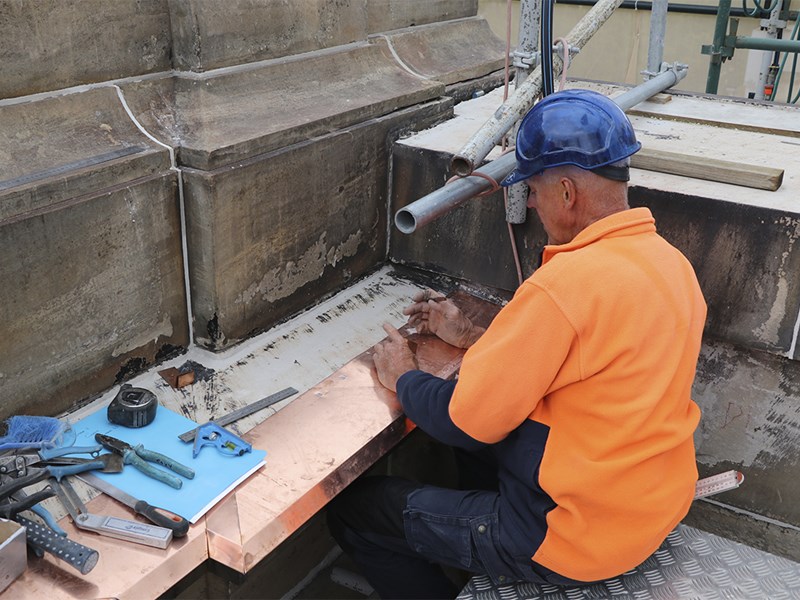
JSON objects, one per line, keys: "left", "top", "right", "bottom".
{"left": 448, "top": 207, "right": 707, "bottom": 581}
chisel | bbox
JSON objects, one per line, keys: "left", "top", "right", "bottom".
{"left": 77, "top": 472, "right": 190, "bottom": 537}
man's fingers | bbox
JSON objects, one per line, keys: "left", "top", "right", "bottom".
{"left": 381, "top": 322, "right": 405, "bottom": 343}
{"left": 410, "top": 289, "right": 445, "bottom": 303}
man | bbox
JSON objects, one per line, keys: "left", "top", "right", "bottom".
{"left": 327, "top": 89, "right": 707, "bottom": 598}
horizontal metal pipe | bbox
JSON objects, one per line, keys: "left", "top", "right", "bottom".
{"left": 613, "top": 65, "right": 687, "bottom": 109}
{"left": 395, "top": 68, "right": 687, "bottom": 234}
{"left": 555, "top": 0, "right": 789, "bottom": 18}
{"left": 395, "top": 153, "right": 517, "bottom": 234}
{"left": 451, "top": 0, "right": 625, "bottom": 177}
{"left": 734, "top": 36, "right": 800, "bottom": 52}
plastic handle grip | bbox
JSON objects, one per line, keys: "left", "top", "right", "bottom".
{"left": 133, "top": 499, "right": 190, "bottom": 537}
{"left": 16, "top": 515, "right": 99, "bottom": 575}
{"left": 133, "top": 445, "right": 195, "bottom": 479}
{"left": 125, "top": 451, "right": 183, "bottom": 489}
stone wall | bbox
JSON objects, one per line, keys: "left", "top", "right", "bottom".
{"left": 0, "top": 0, "right": 505, "bottom": 417}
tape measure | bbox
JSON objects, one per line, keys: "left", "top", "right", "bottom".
{"left": 107, "top": 384, "right": 158, "bottom": 428}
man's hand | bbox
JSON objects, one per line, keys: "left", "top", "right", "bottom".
{"left": 372, "top": 323, "right": 418, "bottom": 393}
{"left": 403, "top": 289, "right": 484, "bottom": 349}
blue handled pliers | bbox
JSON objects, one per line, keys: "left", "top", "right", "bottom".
{"left": 95, "top": 434, "right": 195, "bottom": 489}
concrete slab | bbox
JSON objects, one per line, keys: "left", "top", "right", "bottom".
{"left": 371, "top": 17, "right": 507, "bottom": 85}
{"left": 168, "top": 0, "right": 368, "bottom": 72}
{"left": 182, "top": 98, "right": 452, "bottom": 350}
{"left": 0, "top": 0, "right": 171, "bottom": 99}
{"left": 122, "top": 42, "right": 445, "bottom": 170}
{"left": 0, "top": 172, "right": 188, "bottom": 419}
{"left": 367, "top": 0, "right": 478, "bottom": 33}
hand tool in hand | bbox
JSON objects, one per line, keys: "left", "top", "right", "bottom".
{"left": 192, "top": 422, "right": 252, "bottom": 458}
{"left": 16, "top": 514, "right": 99, "bottom": 575}
{"left": 50, "top": 477, "right": 173, "bottom": 549}
{"left": 95, "top": 433, "right": 195, "bottom": 489}
{"left": 0, "top": 451, "right": 109, "bottom": 499}
{"left": 107, "top": 384, "right": 158, "bottom": 428}
{"left": 178, "top": 386, "right": 298, "bottom": 443}
{"left": 78, "top": 472, "right": 190, "bottom": 537}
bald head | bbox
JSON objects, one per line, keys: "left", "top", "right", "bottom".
{"left": 525, "top": 165, "right": 630, "bottom": 245}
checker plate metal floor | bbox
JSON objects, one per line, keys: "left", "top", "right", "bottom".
{"left": 457, "top": 525, "right": 800, "bottom": 600}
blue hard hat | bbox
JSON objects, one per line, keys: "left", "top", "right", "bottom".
{"left": 501, "top": 89, "right": 641, "bottom": 186}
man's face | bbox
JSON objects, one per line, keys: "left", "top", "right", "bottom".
{"left": 525, "top": 171, "right": 572, "bottom": 245}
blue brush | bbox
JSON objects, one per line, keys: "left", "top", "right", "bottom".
{"left": 0, "top": 416, "right": 71, "bottom": 451}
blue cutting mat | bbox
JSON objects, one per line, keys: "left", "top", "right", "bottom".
{"left": 69, "top": 404, "right": 266, "bottom": 523}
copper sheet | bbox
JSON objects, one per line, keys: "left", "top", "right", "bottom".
{"left": 206, "top": 291, "right": 501, "bottom": 573}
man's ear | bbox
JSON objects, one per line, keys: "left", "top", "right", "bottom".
{"left": 560, "top": 177, "right": 578, "bottom": 209}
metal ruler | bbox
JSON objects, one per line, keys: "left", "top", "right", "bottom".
{"left": 178, "top": 386, "right": 299, "bottom": 443}
{"left": 694, "top": 470, "right": 744, "bottom": 499}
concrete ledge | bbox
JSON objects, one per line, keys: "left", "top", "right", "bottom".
{"left": 367, "top": 0, "right": 478, "bottom": 33}
{"left": 122, "top": 43, "right": 445, "bottom": 170}
{"left": 0, "top": 0, "right": 171, "bottom": 99}
{"left": 168, "top": 0, "right": 368, "bottom": 72}
{"left": 371, "top": 17, "right": 507, "bottom": 85}
{"left": 0, "top": 87, "right": 172, "bottom": 219}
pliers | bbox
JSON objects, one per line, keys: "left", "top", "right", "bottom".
{"left": 95, "top": 434, "right": 195, "bottom": 489}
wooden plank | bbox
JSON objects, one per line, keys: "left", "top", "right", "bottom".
{"left": 631, "top": 147, "right": 784, "bottom": 191}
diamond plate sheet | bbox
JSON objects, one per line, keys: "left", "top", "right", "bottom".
{"left": 456, "top": 525, "right": 800, "bottom": 600}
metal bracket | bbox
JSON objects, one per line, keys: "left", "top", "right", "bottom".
{"left": 642, "top": 61, "right": 689, "bottom": 81}
{"left": 702, "top": 18, "right": 739, "bottom": 63}
{"left": 512, "top": 49, "right": 538, "bottom": 70}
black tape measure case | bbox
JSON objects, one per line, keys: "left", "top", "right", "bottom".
{"left": 107, "top": 384, "right": 158, "bottom": 428}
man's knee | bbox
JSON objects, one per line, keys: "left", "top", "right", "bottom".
{"left": 328, "top": 475, "right": 422, "bottom": 542}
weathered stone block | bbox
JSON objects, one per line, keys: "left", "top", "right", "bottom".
{"left": 632, "top": 188, "right": 800, "bottom": 360}
{"left": 182, "top": 99, "right": 452, "bottom": 349}
{"left": 371, "top": 17, "right": 506, "bottom": 85}
{"left": 367, "top": 0, "right": 478, "bottom": 33}
{"left": 0, "top": 87, "right": 186, "bottom": 418}
{"left": 0, "top": 173, "right": 188, "bottom": 419}
{"left": 0, "top": 0, "right": 171, "bottom": 99}
{"left": 167, "top": 0, "right": 368, "bottom": 72}
{"left": 122, "top": 42, "right": 444, "bottom": 170}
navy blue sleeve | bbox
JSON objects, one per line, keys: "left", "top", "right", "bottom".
{"left": 396, "top": 370, "right": 488, "bottom": 452}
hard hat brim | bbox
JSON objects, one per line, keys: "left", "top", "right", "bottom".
{"left": 500, "top": 168, "right": 531, "bottom": 187}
